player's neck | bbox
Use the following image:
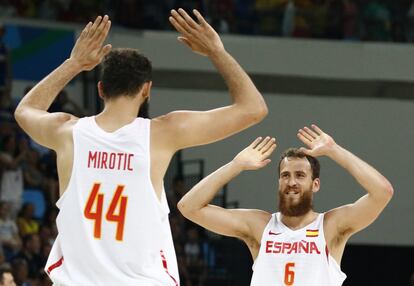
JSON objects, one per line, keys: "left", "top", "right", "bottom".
{"left": 280, "top": 210, "right": 318, "bottom": 231}
{"left": 97, "top": 97, "right": 143, "bottom": 129}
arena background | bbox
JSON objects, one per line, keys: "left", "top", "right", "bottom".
{"left": 1, "top": 2, "right": 414, "bottom": 285}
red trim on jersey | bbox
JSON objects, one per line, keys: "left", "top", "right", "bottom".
{"left": 325, "top": 245, "right": 329, "bottom": 264}
{"left": 47, "top": 256, "right": 64, "bottom": 274}
{"left": 160, "top": 250, "right": 178, "bottom": 286}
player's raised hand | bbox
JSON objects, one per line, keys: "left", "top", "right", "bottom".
{"left": 169, "top": 8, "right": 224, "bottom": 57}
{"left": 297, "top": 124, "right": 337, "bottom": 157}
{"left": 232, "top": 137, "right": 277, "bottom": 171}
{"left": 70, "top": 15, "right": 112, "bottom": 71}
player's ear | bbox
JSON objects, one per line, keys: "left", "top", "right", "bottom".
{"left": 312, "top": 178, "right": 320, "bottom": 193}
{"left": 97, "top": 81, "right": 105, "bottom": 99}
{"left": 142, "top": 81, "right": 152, "bottom": 100}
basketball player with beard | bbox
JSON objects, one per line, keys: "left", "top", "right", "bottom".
{"left": 178, "top": 125, "right": 393, "bottom": 285}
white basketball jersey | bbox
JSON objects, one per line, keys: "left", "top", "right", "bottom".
{"left": 250, "top": 213, "right": 346, "bottom": 286}
{"left": 45, "top": 117, "right": 179, "bottom": 286}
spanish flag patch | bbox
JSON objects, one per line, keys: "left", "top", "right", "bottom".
{"left": 306, "top": 229, "right": 319, "bottom": 237}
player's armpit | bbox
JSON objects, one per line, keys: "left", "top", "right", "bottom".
{"left": 14, "top": 108, "right": 76, "bottom": 150}
{"left": 158, "top": 105, "right": 267, "bottom": 151}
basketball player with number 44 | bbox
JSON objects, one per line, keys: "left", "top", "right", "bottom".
{"left": 13, "top": 9, "right": 268, "bottom": 286}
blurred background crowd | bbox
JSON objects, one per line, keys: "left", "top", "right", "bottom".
{"left": 0, "top": 0, "right": 414, "bottom": 42}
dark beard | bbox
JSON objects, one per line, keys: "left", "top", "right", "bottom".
{"left": 279, "top": 188, "right": 313, "bottom": 217}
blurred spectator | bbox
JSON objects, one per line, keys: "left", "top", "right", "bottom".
{"left": 42, "top": 208, "right": 58, "bottom": 239}
{"left": 281, "top": 0, "right": 296, "bottom": 37}
{"left": 362, "top": 0, "right": 391, "bottom": 41}
{"left": 0, "top": 24, "right": 12, "bottom": 95}
{"left": 37, "top": 272, "right": 51, "bottom": 286}
{"left": 22, "top": 150, "right": 58, "bottom": 207}
{"left": 10, "top": 258, "right": 30, "bottom": 286}
{"left": 49, "top": 90, "right": 85, "bottom": 117}
{"left": 0, "top": 1, "right": 17, "bottom": 17}
{"left": 326, "top": 0, "right": 345, "bottom": 39}
{"left": 255, "top": 0, "right": 283, "bottom": 35}
{"left": 113, "top": 0, "right": 143, "bottom": 29}
{"left": 0, "top": 266, "right": 16, "bottom": 286}
{"left": 167, "top": 176, "right": 187, "bottom": 215}
{"left": 208, "top": 0, "right": 235, "bottom": 33}
{"left": 16, "top": 204, "right": 39, "bottom": 237}
{"left": 0, "top": 135, "right": 26, "bottom": 217}
{"left": 14, "top": 234, "right": 42, "bottom": 281}
{"left": 184, "top": 228, "right": 207, "bottom": 286}
{"left": 0, "top": 202, "right": 21, "bottom": 261}
{"left": 407, "top": 0, "right": 414, "bottom": 41}
{"left": 37, "top": 225, "right": 54, "bottom": 250}
{"left": 343, "top": 0, "right": 360, "bottom": 40}
{"left": 0, "top": 250, "right": 10, "bottom": 269}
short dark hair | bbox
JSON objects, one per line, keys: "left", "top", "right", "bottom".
{"left": 278, "top": 148, "right": 320, "bottom": 180}
{"left": 100, "top": 48, "right": 152, "bottom": 99}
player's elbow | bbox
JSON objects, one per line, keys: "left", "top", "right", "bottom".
{"left": 241, "top": 101, "right": 268, "bottom": 125}
{"left": 383, "top": 180, "right": 394, "bottom": 199}
{"left": 251, "top": 98, "right": 268, "bottom": 122}
{"left": 177, "top": 199, "right": 198, "bottom": 219}
{"left": 377, "top": 179, "right": 394, "bottom": 203}
{"left": 14, "top": 105, "right": 25, "bottom": 126}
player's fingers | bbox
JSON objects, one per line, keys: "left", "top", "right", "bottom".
{"left": 178, "top": 8, "right": 199, "bottom": 30}
{"left": 250, "top": 137, "right": 263, "bottom": 149}
{"left": 257, "top": 136, "right": 271, "bottom": 151}
{"left": 88, "top": 16, "right": 103, "bottom": 38}
{"left": 261, "top": 138, "right": 276, "bottom": 154}
{"left": 80, "top": 21, "right": 93, "bottom": 39}
{"left": 311, "top": 124, "right": 324, "bottom": 135}
{"left": 304, "top": 126, "right": 318, "bottom": 139}
{"left": 298, "top": 129, "right": 313, "bottom": 142}
{"left": 193, "top": 9, "right": 209, "bottom": 27}
{"left": 297, "top": 132, "right": 312, "bottom": 145}
{"left": 169, "top": 16, "right": 191, "bottom": 37}
{"left": 100, "top": 44, "right": 112, "bottom": 57}
{"left": 262, "top": 144, "right": 277, "bottom": 158}
{"left": 178, "top": 37, "right": 192, "bottom": 49}
{"left": 96, "top": 18, "right": 111, "bottom": 44}
{"left": 171, "top": 10, "right": 193, "bottom": 35}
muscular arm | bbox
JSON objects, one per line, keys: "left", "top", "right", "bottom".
{"left": 325, "top": 145, "right": 393, "bottom": 235}
{"left": 178, "top": 137, "right": 276, "bottom": 239}
{"left": 14, "top": 16, "right": 111, "bottom": 151}
{"left": 298, "top": 125, "right": 393, "bottom": 237}
{"left": 162, "top": 9, "right": 268, "bottom": 151}
{"left": 14, "top": 59, "right": 82, "bottom": 150}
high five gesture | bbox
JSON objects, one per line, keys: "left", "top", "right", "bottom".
{"left": 169, "top": 9, "right": 224, "bottom": 56}
{"left": 297, "top": 124, "right": 336, "bottom": 157}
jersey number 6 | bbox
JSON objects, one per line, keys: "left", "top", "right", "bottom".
{"left": 284, "top": 262, "right": 295, "bottom": 286}
{"left": 84, "top": 183, "right": 128, "bottom": 241}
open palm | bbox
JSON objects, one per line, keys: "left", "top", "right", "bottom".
{"left": 233, "top": 137, "right": 277, "bottom": 171}
{"left": 169, "top": 9, "right": 224, "bottom": 57}
{"left": 297, "top": 124, "right": 336, "bottom": 157}
{"left": 70, "top": 15, "right": 112, "bottom": 71}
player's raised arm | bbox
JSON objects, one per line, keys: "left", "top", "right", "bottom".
{"left": 162, "top": 9, "right": 268, "bottom": 150}
{"left": 14, "top": 16, "right": 112, "bottom": 150}
{"left": 297, "top": 124, "right": 394, "bottom": 237}
{"left": 178, "top": 137, "right": 276, "bottom": 239}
